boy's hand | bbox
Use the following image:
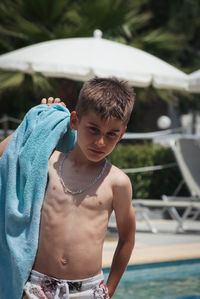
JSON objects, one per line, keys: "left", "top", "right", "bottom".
{"left": 41, "top": 97, "right": 66, "bottom": 107}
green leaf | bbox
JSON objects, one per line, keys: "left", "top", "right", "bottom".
{"left": 31, "top": 73, "right": 54, "bottom": 93}
{"left": 0, "top": 71, "right": 24, "bottom": 89}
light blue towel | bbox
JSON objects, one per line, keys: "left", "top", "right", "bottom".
{"left": 0, "top": 104, "right": 76, "bottom": 299}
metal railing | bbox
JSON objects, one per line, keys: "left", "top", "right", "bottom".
{"left": 0, "top": 114, "right": 21, "bottom": 138}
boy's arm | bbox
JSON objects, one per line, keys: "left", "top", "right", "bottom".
{"left": 0, "top": 97, "right": 65, "bottom": 158}
{"left": 106, "top": 173, "right": 136, "bottom": 298}
{"left": 0, "top": 134, "right": 13, "bottom": 157}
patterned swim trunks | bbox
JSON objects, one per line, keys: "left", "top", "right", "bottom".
{"left": 23, "top": 270, "right": 110, "bottom": 299}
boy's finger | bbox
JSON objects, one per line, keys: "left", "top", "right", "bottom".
{"left": 60, "top": 102, "right": 66, "bottom": 107}
{"left": 41, "top": 98, "right": 47, "bottom": 104}
{"left": 54, "top": 98, "right": 61, "bottom": 103}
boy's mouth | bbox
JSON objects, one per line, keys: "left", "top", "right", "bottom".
{"left": 89, "top": 149, "right": 104, "bottom": 154}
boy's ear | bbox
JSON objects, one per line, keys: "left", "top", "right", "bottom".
{"left": 70, "top": 111, "right": 79, "bottom": 130}
{"left": 119, "top": 127, "right": 127, "bottom": 141}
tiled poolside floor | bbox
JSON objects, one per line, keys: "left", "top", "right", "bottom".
{"left": 103, "top": 219, "right": 200, "bottom": 267}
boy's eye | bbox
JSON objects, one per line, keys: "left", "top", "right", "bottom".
{"left": 89, "top": 126, "right": 99, "bottom": 133}
{"left": 107, "top": 132, "right": 117, "bottom": 138}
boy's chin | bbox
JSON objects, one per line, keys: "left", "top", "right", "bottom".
{"left": 87, "top": 156, "right": 106, "bottom": 163}
{"left": 86, "top": 152, "right": 107, "bottom": 163}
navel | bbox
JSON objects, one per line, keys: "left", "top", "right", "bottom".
{"left": 52, "top": 185, "right": 56, "bottom": 190}
{"left": 60, "top": 257, "right": 68, "bottom": 265}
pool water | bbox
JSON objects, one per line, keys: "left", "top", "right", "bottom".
{"left": 104, "top": 259, "right": 200, "bottom": 299}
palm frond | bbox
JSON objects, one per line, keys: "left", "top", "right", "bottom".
{"left": 142, "top": 29, "right": 185, "bottom": 51}
{"left": 124, "top": 11, "right": 152, "bottom": 34}
{"left": 0, "top": 71, "right": 24, "bottom": 89}
{"left": 130, "top": 28, "right": 185, "bottom": 56}
{"left": 31, "top": 73, "right": 54, "bottom": 94}
{"left": 0, "top": 25, "right": 27, "bottom": 40}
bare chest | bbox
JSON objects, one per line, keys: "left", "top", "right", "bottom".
{"left": 43, "top": 159, "right": 113, "bottom": 217}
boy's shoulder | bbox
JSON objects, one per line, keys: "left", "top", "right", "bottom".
{"left": 107, "top": 161, "right": 131, "bottom": 189}
{"left": 49, "top": 150, "right": 61, "bottom": 161}
{"left": 48, "top": 150, "right": 62, "bottom": 168}
{"left": 107, "top": 161, "right": 132, "bottom": 203}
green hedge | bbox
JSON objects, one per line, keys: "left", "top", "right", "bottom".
{"left": 108, "top": 143, "right": 188, "bottom": 199}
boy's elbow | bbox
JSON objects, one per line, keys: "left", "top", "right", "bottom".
{"left": 0, "top": 134, "right": 13, "bottom": 157}
{"left": 119, "top": 226, "right": 136, "bottom": 248}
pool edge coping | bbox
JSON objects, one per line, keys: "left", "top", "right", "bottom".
{"left": 103, "top": 257, "right": 200, "bottom": 273}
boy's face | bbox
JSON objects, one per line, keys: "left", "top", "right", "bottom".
{"left": 70, "top": 110, "right": 126, "bottom": 162}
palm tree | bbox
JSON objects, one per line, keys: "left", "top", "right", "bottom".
{"left": 0, "top": 0, "right": 183, "bottom": 89}
{"left": 0, "top": 0, "right": 145, "bottom": 116}
{"left": 0, "top": 0, "right": 82, "bottom": 113}
{"left": 119, "top": 0, "right": 200, "bottom": 132}
{"left": 0, "top": 0, "right": 199, "bottom": 125}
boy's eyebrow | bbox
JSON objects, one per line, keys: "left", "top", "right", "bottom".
{"left": 108, "top": 128, "right": 121, "bottom": 132}
{"left": 88, "top": 121, "right": 98, "bottom": 126}
{"left": 88, "top": 121, "right": 121, "bottom": 132}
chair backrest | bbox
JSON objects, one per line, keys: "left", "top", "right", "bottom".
{"left": 172, "top": 138, "right": 200, "bottom": 198}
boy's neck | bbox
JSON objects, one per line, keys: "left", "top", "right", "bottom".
{"left": 68, "top": 146, "right": 106, "bottom": 168}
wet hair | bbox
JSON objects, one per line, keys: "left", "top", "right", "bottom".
{"left": 75, "top": 77, "right": 135, "bottom": 125}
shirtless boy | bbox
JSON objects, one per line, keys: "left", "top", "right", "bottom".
{"left": 0, "top": 77, "right": 136, "bottom": 298}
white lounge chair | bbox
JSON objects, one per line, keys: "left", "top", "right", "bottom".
{"left": 161, "top": 138, "right": 200, "bottom": 231}
{"left": 133, "top": 138, "right": 200, "bottom": 232}
{"left": 133, "top": 198, "right": 200, "bottom": 232}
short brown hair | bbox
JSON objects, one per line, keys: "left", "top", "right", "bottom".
{"left": 75, "top": 77, "right": 135, "bottom": 125}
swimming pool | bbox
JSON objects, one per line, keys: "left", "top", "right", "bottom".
{"left": 104, "top": 259, "right": 200, "bottom": 299}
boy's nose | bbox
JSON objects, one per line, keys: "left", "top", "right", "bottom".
{"left": 95, "top": 135, "right": 105, "bottom": 147}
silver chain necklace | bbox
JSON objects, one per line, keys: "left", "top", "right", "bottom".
{"left": 58, "top": 153, "right": 107, "bottom": 195}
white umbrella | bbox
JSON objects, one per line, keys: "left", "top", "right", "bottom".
{"left": 0, "top": 30, "right": 189, "bottom": 91}
{"left": 188, "top": 70, "right": 200, "bottom": 93}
